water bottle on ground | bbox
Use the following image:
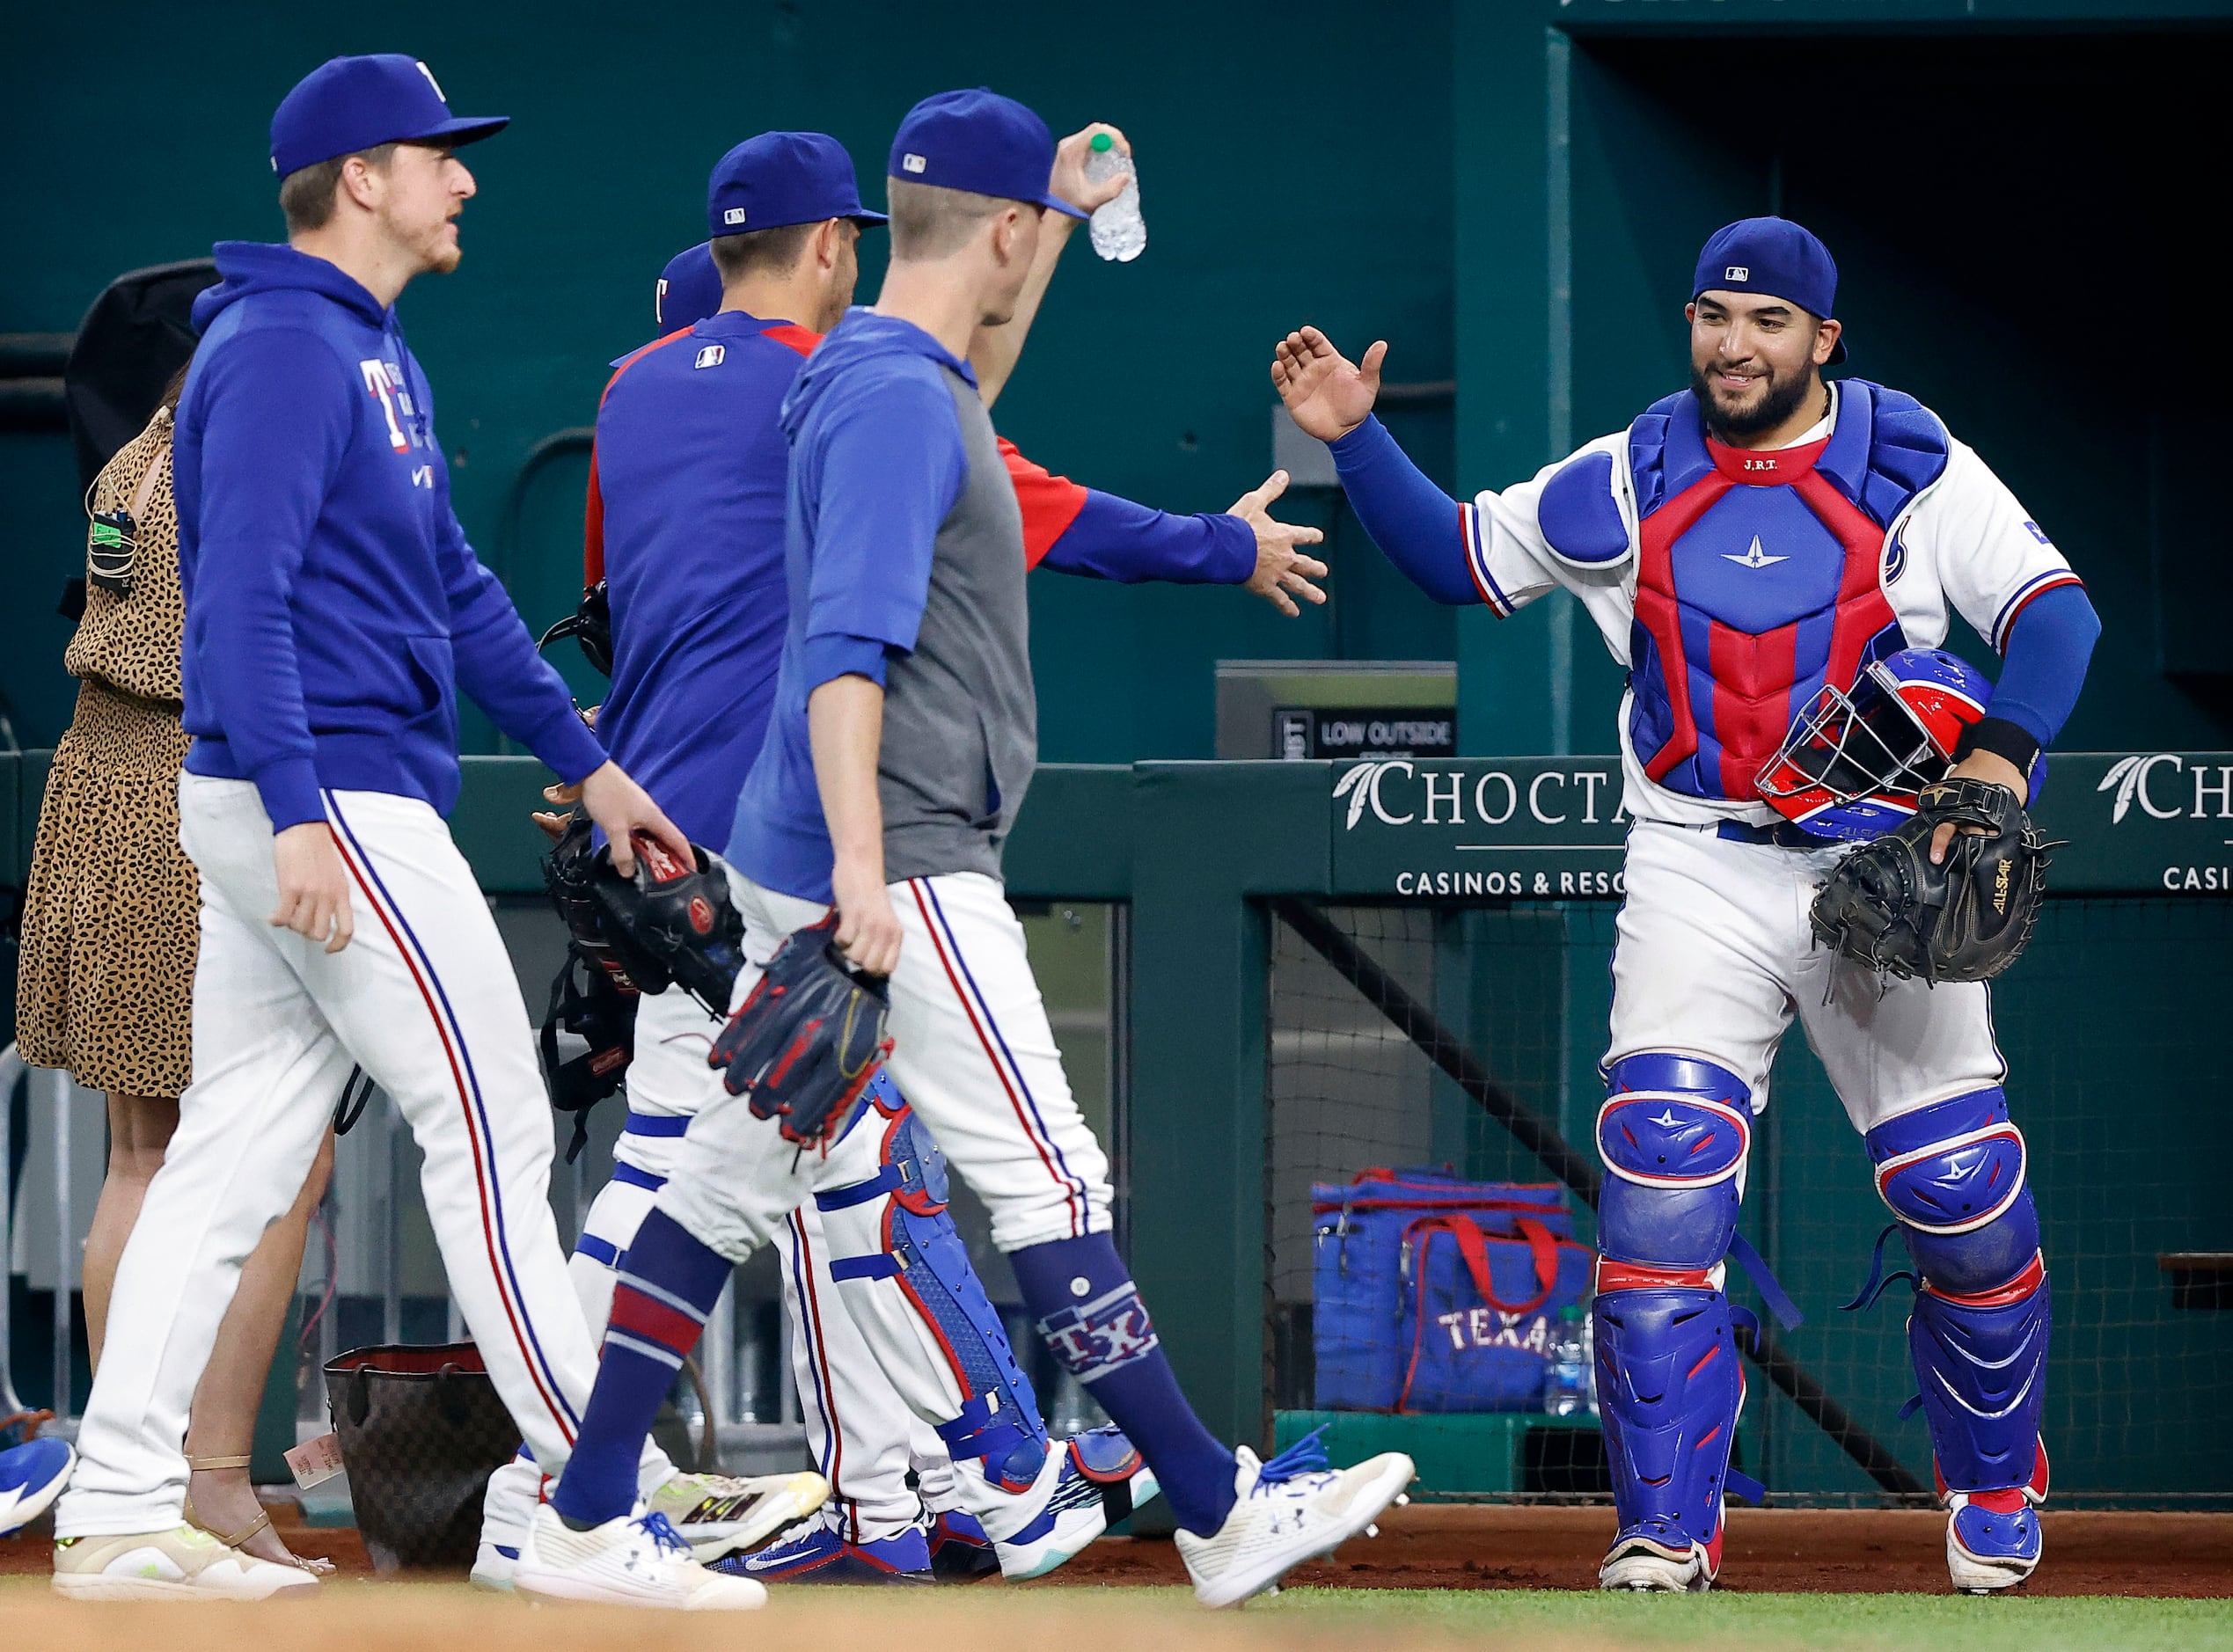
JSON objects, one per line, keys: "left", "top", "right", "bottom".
{"left": 1544, "top": 1304, "right": 1592, "bottom": 1417}
{"left": 1085, "top": 131, "right": 1146, "bottom": 262}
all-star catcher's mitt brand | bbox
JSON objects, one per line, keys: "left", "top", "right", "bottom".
{"left": 1808, "top": 778, "right": 2054, "bottom": 984}
{"left": 589, "top": 831, "right": 747, "bottom": 1015}
{"left": 707, "top": 914, "right": 892, "bottom": 1148}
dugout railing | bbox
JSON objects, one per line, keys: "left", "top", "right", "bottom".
{"left": 5, "top": 753, "right": 2231, "bottom": 1508}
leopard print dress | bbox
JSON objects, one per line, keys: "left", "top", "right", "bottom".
{"left": 14, "top": 407, "right": 198, "bottom": 1097}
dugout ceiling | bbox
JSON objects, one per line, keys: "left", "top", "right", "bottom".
{"left": 1455, "top": 1, "right": 2233, "bottom": 760}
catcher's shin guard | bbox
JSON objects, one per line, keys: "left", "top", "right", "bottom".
{"left": 817, "top": 1094, "right": 1051, "bottom": 1493}
{"left": 1866, "top": 1090, "right": 2049, "bottom": 1502}
{"left": 1592, "top": 1054, "right": 1761, "bottom": 1589}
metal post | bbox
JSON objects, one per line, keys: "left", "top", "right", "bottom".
{"left": 382, "top": 1093, "right": 403, "bottom": 1346}
{"left": 702, "top": 1277, "right": 736, "bottom": 1429}
{"left": 49, "top": 1068, "right": 74, "bottom": 1421}
{"left": 0, "top": 1043, "right": 26, "bottom": 1417}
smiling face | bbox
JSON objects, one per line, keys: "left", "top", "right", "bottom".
{"left": 372, "top": 142, "right": 477, "bottom": 275}
{"left": 1687, "top": 289, "right": 1841, "bottom": 441}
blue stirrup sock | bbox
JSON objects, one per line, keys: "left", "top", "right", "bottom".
{"left": 549, "top": 1207, "right": 731, "bottom": 1531}
{"left": 1007, "top": 1232, "right": 1238, "bottom": 1536}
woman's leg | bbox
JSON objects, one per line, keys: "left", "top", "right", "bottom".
{"left": 85, "top": 1094, "right": 182, "bottom": 1370}
{"left": 180, "top": 1130, "right": 337, "bottom": 1566}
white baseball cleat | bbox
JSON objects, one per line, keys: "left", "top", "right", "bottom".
{"left": 1174, "top": 1436, "right": 1414, "bottom": 1608}
{"left": 511, "top": 1503, "right": 768, "bottom": 1610}
{"left": 1945, "top": 1490, "right": 2044, "bottom": 1594}
{"left": 51, "top": 1524, "right": 321, "bottom": 1600}
{"left": 1598, "top": 1533, "right": 1717, "bottom": 1592}
{"left": 472, "top": 1466, "right": 830, "bottom": 1587}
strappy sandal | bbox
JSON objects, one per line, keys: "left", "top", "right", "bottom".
{"left": 183, "top": 1453, "right": 336, "bottom": 1575}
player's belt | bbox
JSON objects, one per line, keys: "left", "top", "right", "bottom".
{"left": 1715, "top": 818, "right": 1839, "bottom": 852}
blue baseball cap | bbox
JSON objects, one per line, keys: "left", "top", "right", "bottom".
{"left": 1692, "top": 216, "right": 1847, "bottom": 365}
{"left": 270, "top": 55, "right": 508, "bottom": 177}
{"left": 707, "top": 131, "right": 889, "bottom": 237}
{"left": 887, "top": 89, "right": 1087, "bottom": 220}
{"left": 655, "top": 243, "right": 723, "bottom": 334}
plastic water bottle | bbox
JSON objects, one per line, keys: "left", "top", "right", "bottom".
{"left": 1084, "top": 131, "right": 1146, "bottom": 262}
{"left": 1544, "top": 1305, "right": 1592, "bottom": 1417}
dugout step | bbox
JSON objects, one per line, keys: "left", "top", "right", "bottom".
{"left": 1274, "top": 1409, "right": 1607, "bottom": 1499}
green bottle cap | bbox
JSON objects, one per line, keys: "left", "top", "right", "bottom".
{"left": 1090, "top": 132, "right": 1113, "bottom": 153}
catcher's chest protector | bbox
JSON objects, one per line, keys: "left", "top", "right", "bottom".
{"left": 1616, "top": 382, "right": 1948, "bottom": 803}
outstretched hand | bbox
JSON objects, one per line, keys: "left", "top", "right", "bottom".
{"left": 1048, "top": 122, "right": 1132, "bottom": 218}
{"left": 1228, "top": 469, "right": 1329, "bottom": 617}
{"left": 545, "top": 761, "right": 690, "bottom": 877}
{"left": 1271, "top": 326, "right": 1386, "bottom": 443}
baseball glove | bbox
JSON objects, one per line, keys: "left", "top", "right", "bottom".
{"left": 1808, "top": 777, "right": 2055, "bottom": 985}
{"left": 589, "top": 832, "right": 747, "bottom": 1015}
{"left": 707, "top": 915, "right": 892, "bottom": 1148}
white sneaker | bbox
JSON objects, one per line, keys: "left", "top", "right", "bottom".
{"left": 648, "top": 1470, "right": 831, "bottom": 1561}
{"left": 1174, "top": 1441, "right": 1414, "bottom": 1608}
{"left": 1599, "top": 1535, "right": 1716, "bottom": 1592}
{"left": 52, "top": 1524, "right": 320, "bottom": 1601}
{"left": 512, "top": 1503, "right": 768, "bottom": 1610}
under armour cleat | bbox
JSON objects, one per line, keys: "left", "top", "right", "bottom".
{"left": 1598, "top": 1529, "right": 1720, "bottom": 1592}
{"left": 648, "top": 1469, "right": 831, "bottom": 1561}
{"left": 924, "top": 1509, "right": 999, "bottom": 1582}
{"left": 1946, "top": 1490, "right": 2042, "bottom": 1593}
{"left": 1, "top": 1439, "right": 73, "bottom": 1538}
{"left": 992, "top": 1426, "right": 1160, "bottom": 1581}
{"left": 52, "top": 1524, "right": 319, "bottom": 1601}
{"left": 1175, "top": 1435, "right": 1414, "bottom": 1608}
{"left": 513, "top": 1504, "right": 766, "bottom": 1610}
{"left": 719, "top": 1506, "right": 931, "bottom": 1584}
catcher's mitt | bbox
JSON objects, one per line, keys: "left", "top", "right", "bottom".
{"left": 707, "top": 915, "right": 892, "bottom": 1148}
{"left": 589, "top": 832, "right": 747, "bottom": 1015}
{"left": 1808, "top": 777, "right": 2054, "bottom": 985}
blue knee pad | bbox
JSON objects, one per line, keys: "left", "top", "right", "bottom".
{"left": 1596, "top": 1053, "right": 1752, "bottom": 1269}
{"left": 817, "top": 1100, "right": 1049, "bottom": 1492}
{"left": 1866, "top": 1089, "right": 2049, "bottom": 1495}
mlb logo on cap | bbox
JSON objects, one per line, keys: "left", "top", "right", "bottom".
{"left": 901, "top": 153, "right": 927, "bottom": 173}
{"left": 1726, "top": 265, "right": 1750, "bottom": 281}
{"left": 723, "top": 207, "right": 747, "bottom": 225}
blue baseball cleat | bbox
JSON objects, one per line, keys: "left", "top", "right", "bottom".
{"left": 923, "top": 1509, "right": 999, "bottom": 1582}
{"left": 0, "top": 1438, "right": 76, "bottom": 1538}
{"left": 992, "top": 1426, "right": 1159, "bottom": 1581}
{"left": 718, "top": 1507, "right": 933, "bottom": 1584}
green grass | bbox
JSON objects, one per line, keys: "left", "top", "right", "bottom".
{"left": 1245, "top": 1588, "right": 2233, "bottom": 1651}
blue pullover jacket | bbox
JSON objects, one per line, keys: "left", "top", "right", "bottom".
{"left": 175, "top": 242, "right": 604, "bottom": 830}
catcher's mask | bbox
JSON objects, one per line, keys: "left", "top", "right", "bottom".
{"left": 1756, "top": 647, "right": 1990, "bottom": 842}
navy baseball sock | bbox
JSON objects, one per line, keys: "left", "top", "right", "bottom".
{"left": 1007, "top": 1233, "right": 1238, "bottom": 1536}
{"left": 548, "top": 1207, "right": 730, "bottom": 1531}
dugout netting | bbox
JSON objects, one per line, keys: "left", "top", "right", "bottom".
{"left": 1263, "top": 897, "right": 2233, "bottom": 1508}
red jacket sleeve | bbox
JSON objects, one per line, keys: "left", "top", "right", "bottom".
{"left": 998, "top": 436, "right": 1089, "bottom": 569}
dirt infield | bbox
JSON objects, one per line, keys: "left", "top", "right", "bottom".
{"left": 5, "top": 1502, "right": 2226, "bottom": 1597}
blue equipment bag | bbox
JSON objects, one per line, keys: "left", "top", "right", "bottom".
{"left": 1396, "top": 1212, "right": 1596, "bottom": 1412}
{"left": 1311, "top": 1167, "right": 1584, "bottom": 1411}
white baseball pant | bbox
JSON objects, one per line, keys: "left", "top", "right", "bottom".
{"left": 60, "top": 777, "right": 609, "bottom": 1537}
{"left": 1608, "top": 818, "right": 2007, "bottom": 1128}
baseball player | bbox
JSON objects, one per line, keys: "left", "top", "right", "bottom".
{"left": 1271, "top": 217, "right": 2101, "bottom": 1593}
{"left": 478, "top": 129, "right": 1329, "bottom": 1589}
{"left": 513, "top": 90, "right": 1414, "bottom": 1612}
{"left": 48, "top": 56, "right": 766, "bottom": 1608}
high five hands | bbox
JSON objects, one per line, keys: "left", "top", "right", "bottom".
{"left": 1231, "top": 469, "right": 1329, "bottom": 617}
{"left": 1271, "top": 326, "right": 1387, "bottom": 443}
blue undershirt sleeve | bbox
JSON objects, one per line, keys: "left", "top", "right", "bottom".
{"left": 802, "top": 369, "right": 964, "bottom": 655}
{"left": 1326, "top": 416, "right": 1479, "bottom": 606}
{"left": 1987, "top": 584, "right": 2100, "bottom": 749}
{"left": 1040, "top": 491, "right": 1259, "bottom": 584}
{"left": 187, "top": 328, "right": 353, "bottom": 831}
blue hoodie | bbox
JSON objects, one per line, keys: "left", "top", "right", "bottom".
{"left": 175, "top": 242, "right": 604, "bottom": 830}
{"left": 726, "top": 310, "right": 977, "bottom": 901}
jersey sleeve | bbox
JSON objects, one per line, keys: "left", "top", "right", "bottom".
{"left": 1461, "top": 448, "right": 1606, "bottom": 618}
{"left": 1907, "top": 437, "right": 2084, "bottom": 654}
{"left": 998, "top": 437, "right": 1089, "bottom": 569}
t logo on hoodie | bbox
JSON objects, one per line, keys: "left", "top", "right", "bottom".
{"left": 359, "top": 360, "right": 411, "bottom": 453}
